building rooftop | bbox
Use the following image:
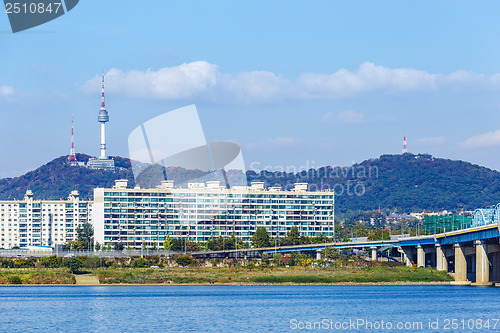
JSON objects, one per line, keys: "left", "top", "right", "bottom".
{"left": 109, "top": 179, "right": 332, "bottom": 193}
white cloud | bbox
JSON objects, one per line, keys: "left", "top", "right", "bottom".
{"left": 81, "top": 61, "right": 218, "bottom": 99}
{"left": 0, "top": 85, "right": 66, "bottom": 107}
{"left": 0, "top": 85, "right": 14, "bottom": 99}
{"left": 296, "top": 62, "right": 438, "bottom": 98}
{"left": 321, "top": 112, "right": 335, "bottom": 122}
{"left": 460, "top": 130, "right": 500, "bottom": 148}
{"left": 415, "top": 136, "right": 446, "bottom": 146}
{"left": 80, "top": 61, "right": 500, "bottom": 103}
{"left": 336, "top": 110, "right": 364, "bottom": 124}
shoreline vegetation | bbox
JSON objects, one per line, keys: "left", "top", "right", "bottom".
{"left": 95, "top": 266, "right": 452, "bottom": 285}
{"left": 0, "top": 254, "right": 453, "bottom": 286}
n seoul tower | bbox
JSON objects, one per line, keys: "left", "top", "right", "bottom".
{"left": 87, "top": 74, "right": 115, "bottom": 170}
{"left": 98, "top": 74, "right": 109, "bottom": 158}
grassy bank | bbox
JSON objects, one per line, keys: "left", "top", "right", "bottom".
{"left": 96, "top": 266, "right": 453, "bottom": 284}
{"left": 0, "top": 268, "right": 75, "bottom": 285}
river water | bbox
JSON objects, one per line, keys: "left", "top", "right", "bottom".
{"left": 0, "top": 285, "right": 498, "bottom": 332}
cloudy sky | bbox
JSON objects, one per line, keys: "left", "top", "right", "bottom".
{"left": 1, "top": 1, "right": 500, "bottom": 177}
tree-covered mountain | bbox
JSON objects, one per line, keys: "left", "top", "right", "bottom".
{"left": 247, "top": 153, "right": 500, "bottom": 213}
{"left": 0, "top": 154, "right": 134, "bottom": 200}
{"left": 1, "top": 153, "right": 499, "bottom": 213}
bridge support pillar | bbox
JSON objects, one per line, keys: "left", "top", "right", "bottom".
{"left": 474, "top": 240, "right": 491, "bottom": 286}
{"left": 417, "top": 245, "right": 425, "bottom": 268}
{"left": 454, "top": 243, "right": 468, "bottom": 283}
{"left": 436, "top": 244, "right": 448, "bottom": 271}
{"left": 404, "top": 253, "right": 412, "bottom": 267}
{"left": 316, "top": 250, "right": 322, "bottom": 260}
{"left": 398, "top": 247, "right": 413, "bottom": 267}
{"left": 492, "top": 252, "right": 500, "bottom": 283}
{"left": 370, "top": 247, "right": 377, "bottom": 262}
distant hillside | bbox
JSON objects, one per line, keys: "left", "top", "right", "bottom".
{"left": 1, "top": 153, "right": 499, "bottom": 213}
{"left": 0, "top": 154, "right": 134, "bottom": 200}
{"left": 247, "top": 153, "right": 500, "bottom": 213}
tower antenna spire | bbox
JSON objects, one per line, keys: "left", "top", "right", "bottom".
{"left": 68, "top": 115, "right": 78, "bottom": 165}
{"left": 101, "top": 73, "right": 106, "bottom": 110}
{"left": 402, "top": 130, "right": 407, "bottom": 154}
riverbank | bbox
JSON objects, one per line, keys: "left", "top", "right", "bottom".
{"left": 0, "top": 268, "right": 75, "bottom": 284}
{"left": 0, "top": 266, "right": 454, "bottom": 285}
{"left": 96, "top": 266, "right": 453, "bottom": 285}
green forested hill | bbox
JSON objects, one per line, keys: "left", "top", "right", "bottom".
{"left": 1, "top": 153, "right": 499, "bottom": 213}
{"left": 246, "top": 153, "right": 500, "bottom": 213}
{"left": 0, "top": 154, "right": 134, "bottom": 200}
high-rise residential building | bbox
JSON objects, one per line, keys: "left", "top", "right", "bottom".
{"left": 0, "top": 190, "right": 92, "bottom": 249}
{"left": 93, "top": 179, "right": 335, "bottom": 249}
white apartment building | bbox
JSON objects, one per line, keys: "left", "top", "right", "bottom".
{"left": 0, "top": 190, "right": 92, "bottom": 249}
{"left": 93, "top": 179, "right": 335, "bottom": 249}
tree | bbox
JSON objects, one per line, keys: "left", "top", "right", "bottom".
{"left": 321, "top": 248, "right": 339, "bottom": 261}
{"left": 312, "top": 233, "right": 329, "bottom": 244}
{"left": 281, "top": 254, "right": 293, "bottom": 266}
{"left": 64, "top": 240, "right": 85, "bottom": 250}
{"left": 185, "top": 241, "right": 199, "bottom": 252}
{"left": 284, "top": 226, "right": 300, "bottom": 246}
{"left": 7, "top": 275, "right": 22, "bottom": 284}
{"left": 163, "top": 236, "right": 173, "bottom": 251}
{"left": 261, "top": 252, "right": 269, "bottom": 264}
{"left": 251, "top": 227, "right": 271, "bottom": 248}
{"left": 273, "top": 253, "right": 282, "bottom": 267}
{"left": 260, "top": 252, "right": 269, "bottom": 268}
{"left": 175, "top": 255, "right": 194, "bottom": 266}
{"left": 206, "top": 236, "right": 235, "bottom": 251}
{"left": 132, "top": 257, "right": 148, "bottom": 268}
{"left": 299, "top": 235, "right": 310, "bottom": 245}
{"left": 114, "top": 242, "right": 124, "bottom": 251}
{"left": 368, "top": 228, "right": 391, "bottom": 241}
{"left": 171, "top": 238, "right": 184, "bottom": 252}
{"left": 245, "top": 261, "right": 256, "bottom": 271}
{"left": 94, "top": 242, "right": 101, "bottom": 251}
{"left": 350, "top": 224, "right": 369, "bottom": 238}
{"left": 63, "top": 257, "right": 82, "bottom": 273}
{"left": 297, "top": 253, "right": 313, "bottom": 270}
{"left": 38, "top": 255, "right": 62, "bottom": 268}
{"left": 77, "top": 222, "right": 94, "bottom": 250}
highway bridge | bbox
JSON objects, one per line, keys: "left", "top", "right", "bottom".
{"left": 192, "top": 220, "right": 500, "bottom": 286}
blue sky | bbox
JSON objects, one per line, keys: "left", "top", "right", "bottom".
{"left": 2, "top": 1, "right": 500, "bottom": 177}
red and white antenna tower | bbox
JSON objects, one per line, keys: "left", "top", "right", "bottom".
{"left": 68, "top": 115, "right": 78, "bottom": 165}
{"left": 402, "top": 131, "right": 407, "bottom": 154}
